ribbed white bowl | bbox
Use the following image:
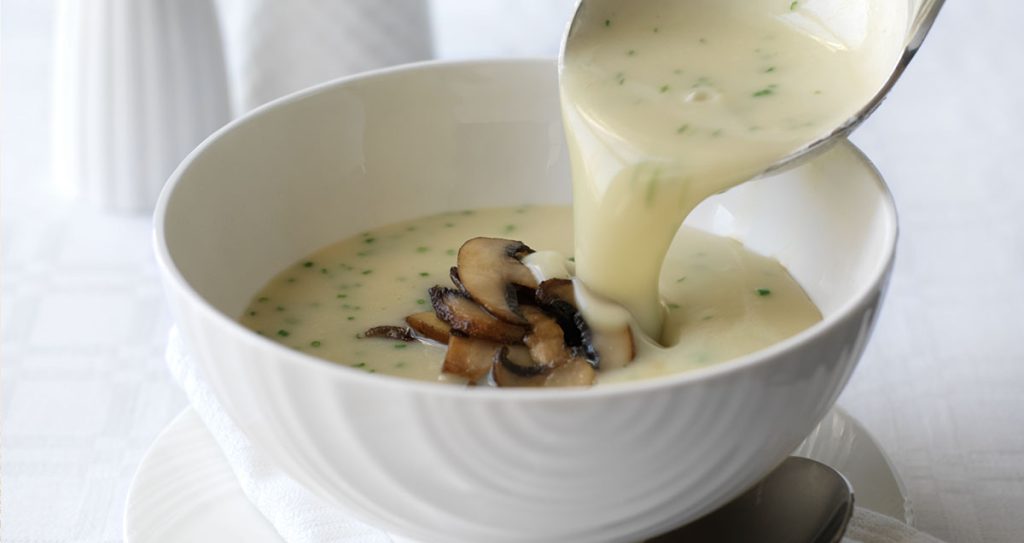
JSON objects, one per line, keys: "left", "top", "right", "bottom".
{"left": 154, "top": 59, "right": 897, "bottom": 543}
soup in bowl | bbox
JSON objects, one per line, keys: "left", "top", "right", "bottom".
{"left": 154, "top": 59, "right": 896, "bottom": 543}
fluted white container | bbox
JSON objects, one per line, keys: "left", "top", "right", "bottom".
{"left": 154, "top": 60, "right": 898, "bottom": 543}
{"left": 51, "top": 0, "right": 231, "bottom": 213}
{"left": 213, "top": 0, "right": 433, "bottom": 115}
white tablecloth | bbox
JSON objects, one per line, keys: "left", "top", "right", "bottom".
{"left": 3, "top": 1, "right": 1023, "bottom": 542}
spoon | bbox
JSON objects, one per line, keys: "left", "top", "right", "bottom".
{"left": 647, "top": 457, "right": 855, "bottom": 543}
{"left": 561, "top": 0, "right": 945, "bottom": 178}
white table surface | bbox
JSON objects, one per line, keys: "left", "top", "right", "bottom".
{"left": 3, "top": 1, "right": 1023, "bottom": 542}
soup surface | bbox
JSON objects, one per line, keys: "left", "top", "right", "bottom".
{"left": 240, "top": 206, "right": 820, "bottom": 384}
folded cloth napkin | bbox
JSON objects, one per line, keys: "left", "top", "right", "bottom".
{"left": 166, "top": 328, "right": 944, "bottom": 543}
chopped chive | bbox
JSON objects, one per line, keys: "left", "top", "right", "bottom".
{"left": 277, "top": 329, "right": 290, "bottom": 337}
{"left": 790, "top": 0, "right": 799, "bottom": 10}
{"left": 756, "top": 288, "right": 772, "bottom": 296}
{"left": 416, "top": 246, "right": 430, "bottom": 253}
{"left": 667, "top": 303, "right": 681, "bottom": 310}
{"left": 394, "top": 344, "right": 407, "bottom": 350}
{"left": 258, "top": 297, "right": 269, "bottom": 303}
{"left": 286, "top": 277, "right": 296, "bottom": 283}
{"left": 627, "top": 49, "right": 636, "bottom": 56}
{"left": 302, "top": 261, "right": 314, "bottom": 268}
{"left": 676, "top": 124, "right": 690, "bottom": 134}
{"left": 504, "top": 224, "right": 517, "bottom": 233}
{"left": 416, "top": 299, "right": 427, "bottom": 305}
{"left": 653, "top": 27, "right": 659, "bottom": 33}
{"left": 310, "top": 340, "right": 321, "bottom": 347}
{"left": 445, "top": 249, "right": 456, "bottom": 256}
{"left": 352, "top": 362, "right": 366, "bottom": 368}
{"left": 364, "top": 237, "right": 375, "bottom": 244}
{"left": 604, "top": 18, "right": 611, "bottom": 27}
{"left": 660, "top": 84, "right": 670, "bottom": 93}
{"left": 764, "top": 66, "right": 776, "bottom": 73}
{"left": 248, "top": 311, "right": 257, "bottom": 316}
{"left": 275, "top": 305, "right": 285, "bottom": 311}
{"left": 444, "top": 222, "right": 455, "bottom": 228}
{"left": 419, "top": 272, "right": 429, "bottom": 277}
{"left": 752, "top": 87, "right": 775, "bottom": 97}
{"left": 568, "top": 257, "right": 576, "bottom": 262}
{"left": 395, "top": 361, "right": 407, "bottom": 368}
{"left": 702, "top": 315, "right": 715, "bottom": 321}
{"left": 347, "top": 316, "right": 355, "bottom": 321}
{"left": 361, "top": 269, "right": 373, "bottom": 275}
{"left": 337, "top": 293, "right": 347, "bottom": 298}
{"left": 676, "top": 276, "right": 687, "bottom": 283}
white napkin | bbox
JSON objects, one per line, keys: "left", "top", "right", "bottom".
{"left": 166, "top": 328, "right": 945, "bottom": 543}
{"left": 166, "top": 328, "right": 392, "bottom": 542}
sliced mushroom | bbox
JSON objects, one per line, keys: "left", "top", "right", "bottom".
{"left": 363, "top": 325, "right": 416, "bottom": 342}
{"left": 405, "top": 311, "right": 451, "bottom": 344}
{"left": 492, "top": 345, "right": 548, "bottom": 387}
{"left": 443, "top": 335, "right": 502, "bottom": 383}
{"left": 543, "top": 356, "right": 597, "bottom": 387}
{"left": 429, "top": 286, "right": 527, "bottom": 344}
{"left": 538, "top": 278, "right": 635, "bottom": 370}
{"left": 521, "top": 306, "right": 582, "bottom": 367}
{"left": 536, "top": 278, "right": 576, "bottom": 306}
{"left": 449, "top": 266, "right": 466, "bottom": 292}
{"left": 456, "top": 237, "right": 538, "bottom": 324}
{"left": 492, "top": 345, "right": 595, "bottom": 388}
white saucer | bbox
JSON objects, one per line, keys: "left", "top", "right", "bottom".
{"left": 124, "top": 406, "right": 911, "bottom": 542}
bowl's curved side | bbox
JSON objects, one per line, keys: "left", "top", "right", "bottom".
{"left": 155, "top": 59, "right": 897, "bottom": 543}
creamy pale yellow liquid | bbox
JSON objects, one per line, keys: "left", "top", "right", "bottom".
{"left": 561, "top": 0, "right": 893, "bottom": 337}
{"left": 241, "top": 207, "right": 820, "bottom": 383}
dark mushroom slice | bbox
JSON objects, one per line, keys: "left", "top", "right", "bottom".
{"left": 521, "top": 306, "right": 581, "bottom": 367}
{"left": 405, "top": 311, "right": 451, "bottom": 344}
{"left": 543, "top": 356, "right": 597, "bottom": 387}
{"left": 456, "top": 237, "right": 538, "bottom": 324}
{"left": 363, "top": 325, "right": 416, "bottom": 342}
{"left": 536, "top": 278, "right": 577, "bottom": 306}
{"left": 429, "top": 286, "right": 527, "bottom": 344}
{"left": 492, "top": 345, "right": 595, "bottom": 388}
{"left": 443, "top": 335, "right": 502, "bottom": 383}
{"left": 539, "top": 279, "right": 635, "bottom": 370}
{"left": 449, "top": 266, "right": 466, "bottom": 292}
{"left": 492, "top": 345, "right": 549, "bottom": 387}
{"left": 429, "top": 286, "right": 527, "bottom": 343}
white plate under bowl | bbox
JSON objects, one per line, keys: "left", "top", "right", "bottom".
{"left": 124, "top": 406, "right": 910, "bottom": 542}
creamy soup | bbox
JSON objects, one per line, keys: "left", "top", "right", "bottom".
{"left": 240, "top": 206, "right": 820, "bottom": 383}
{"left": 561, "top": 0, "right": 892, "bottom": 337}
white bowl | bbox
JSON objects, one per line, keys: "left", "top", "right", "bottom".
{"left": 155, "top": 59, "right": 897, "bottom": 543}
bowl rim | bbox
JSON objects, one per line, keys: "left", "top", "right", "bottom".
{"left": 154, "top": 57, "right": 898, "bottom": 401}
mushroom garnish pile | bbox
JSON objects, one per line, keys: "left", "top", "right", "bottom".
{"left": 364, "top": 237, "right": 635, "bottom": 387}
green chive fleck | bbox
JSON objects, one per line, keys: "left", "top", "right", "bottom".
{"left": 347, "top": 316, "right": 355, "bottom": 321}
{"left": 394, "top": 344, "right": 407, "bottom": 350}
{"left": 361, "top": 269, "right": 373, "bottom": 275}
{"left": 676, "top": 276, "right": 687, "bottom": 283}
{"left": 764, "top": 66, "right": 776, "bottom": 73}
{"left": 248, "top": 311, "right": 257, "bottom": 316}
{"left": 258, "top": 297, "right": 269, "bottom": 303}
{"left": 302, "top": 261, "right": 314, "bottom": 268}
{"left": 667, "top": 303, "right": 681, "bottom": 310}
{"left": 753, "top": 87, "right": 775, "bottom": 97}
{"left": 419, "top": 272, "right": 429, "bottom": 277}
{"left": 337, "top": 293, "right": 347, "bottom": 298}
{"left": 627, "top": 49, "right": 636, "bottom": 56}
{"left": 310, "top": 340, "right": 321, "bottom": 347}
{"left": 364, "top": 237, "right": 375, "bottom": 244}
{"left": 790, "top": 1, "right": 799, "bottom": 10}
{"left": 504, "top": 224, "right": 517, "bottom": 233}
{"left": 416, "top": 299, "right": 426, "bottom": 305}
{"left": 445, "top": 249, "right": 456, "bottom": 256}
{"left": 756, "top": 288, "right": 772, "bottom": 296}
{"left": 277, "top": 329, "right": 290, "bottom": 337}
{"left": 660, "top": 84, "right": 670, "bottom": 93}
{"left": 604, "top": 18, "right": 611, "bottom": 27}
{"left": 352, "top": 362, "right": 366, "bottom": 368}
{"left": 676, "top": 124, "right": 690, "bottom": 134}
{"left": 416, "top": 246, "right": 430, "bottom": 253}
